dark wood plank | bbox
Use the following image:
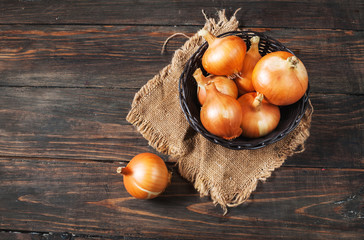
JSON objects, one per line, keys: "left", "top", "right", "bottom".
{"left": 0, "top": 87, "right": 362, "bottom": 168}
{"left": 0, "top": 231, "right": 82, "bottom": 240}
{"left": 0, "top": 231, "right": 118, "bottom": 240}
{"left": 0, "top": 25, "right": 363, "bottom": 94}
{"left": 288, "top": 94, "right": 364, "bottom": 168}
{"left": 0, "top": 25, "right": 179, "bottom": 90}
{"left": 0, "top": 0, "right": 362, "bottom": 30}
{"left": 0, "top": 157, "right": 363, "bottom": 239}
{"left": 0, "top": 87, "right": 151, "bottom": 162}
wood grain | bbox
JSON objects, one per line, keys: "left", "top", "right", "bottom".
{"left": 0, "top": 157, "right": 363, "bottom": 239}
{"left": 0, "top": 0, "right": 363, "bottom": 239}
{"left": 0, "top": 231, "right": 82, "bottom": 240}
{"left": 0, "top": 0, "right": 362, "bottom": 30}
{"left": 0, "top": 87, "right": 362, "bottom": 167}
{"left": 0, "top": 25, "right": 363, "bottom": 94}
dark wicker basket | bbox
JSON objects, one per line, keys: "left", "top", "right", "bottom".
{"left": 179, "top": 30, "right": 310, "bottom": 150}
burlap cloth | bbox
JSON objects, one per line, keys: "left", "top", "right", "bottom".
{"left": 126, "top": 10, "right": 313, "bottom": 214}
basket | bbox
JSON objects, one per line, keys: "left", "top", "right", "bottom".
{"left": 179, "top": 30, "right": 310, "bottom": 150}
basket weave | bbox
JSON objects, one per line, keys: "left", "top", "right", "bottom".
{"left": 179, "top": 30, "right": 310, "bottom": 150}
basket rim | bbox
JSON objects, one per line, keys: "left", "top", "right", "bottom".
{"left": 178, "top": 30, "right": 310, "bottom": 150}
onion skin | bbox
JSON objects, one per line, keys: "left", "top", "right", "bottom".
{"left": 200, "top": 82, "right": 243, "bottom": 140}
{"left": 118, "top": 153, "right": 171, "bottom": 199}
{"left": 193, "top": 68, "right": 238, "bottom": 105}
{"left": 235, "top": 36, "right": 261, "bottom": 95}
{"left": 252, "top": 51, "right": 308, "bottom": 106}
{"left": 199, "top": 29, "right": 247, "bottom": 76}
{"left": 238, "top": 92, "right": 280, "bottom": 138}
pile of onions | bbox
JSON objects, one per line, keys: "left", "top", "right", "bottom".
{"left": 117, "top": 153, "right": 171, "bottom": 199}
{"left": 200, "top": 82, "right": 242, "bottom": 140}
{"left": 193, "top": 68, "right": 238, "bottom": 105}
{"left": 193, "top": 32, "right": 308, "bottom": 139}
{"left": 252, "top": 51, "right": 308, "bottom": 106}
{"left": 238, "top": 92, "right": 280, "bottom": 138}
{"left": 198, "top": 29, "right": 246, "bottom": 77}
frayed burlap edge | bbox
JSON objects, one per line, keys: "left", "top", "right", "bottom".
{"left": 178, "top": 101, "right": 313, "bottom": 214}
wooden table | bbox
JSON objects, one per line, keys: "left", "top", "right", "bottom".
{"left": 0, "top": 1, "right": 363, "bottom": 239}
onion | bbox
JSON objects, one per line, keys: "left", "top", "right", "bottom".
{"left": 235, "top": 36, "right": 262, "bottom": 95}
{"left": 252, "top": 51, "right": 308, "bottom": 106}
{"left": 193, "top": 68, "right": 238, "bottom": 105}
{"left": 117, "top": 153, "right": 171, "bottom": 199}
{"left": 238, "top": 92, "right": 280, "bottom": 138}
{"left": 200, "top": 82, "right": 243, "bottom": 140}
{"left": 198, "top": 29, "right": 247, "bottom": 76}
